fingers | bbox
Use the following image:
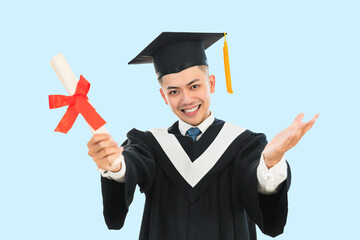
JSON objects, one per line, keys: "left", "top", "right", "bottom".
{"left": 87, "top": 133, "right": 112, "bottom": 149}
{"left": 92, "top": 139, "right": 118, "bottom": 154}
{"left": 289, "top": 113, "right": 305, "bottom": 129}
{"left": 301, "top": 113, "right": 320, "bottom": 136}
{"left": 291, "top": 113, "right": 319, "bottom": 142}
{"left": 96, "top": 146, "right": 121, "bottom": 160}
{"left": 294, "top": 113, "right": 305, "bottom": 123}
{"left": 88, "top": 134, "right": 118, "bottom": 153}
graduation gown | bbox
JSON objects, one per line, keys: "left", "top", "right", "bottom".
{"left": 101, "top": 118, "right": 291, "bottom": 240}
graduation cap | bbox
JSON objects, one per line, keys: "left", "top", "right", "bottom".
{"left": 128, "top": 32, "right": 233, "bottom": 93}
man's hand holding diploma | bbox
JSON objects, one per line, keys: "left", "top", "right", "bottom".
{"left": 263, "top": 113, "right": 320, "bottom": 169}
{"left": 87, "top": 134, "right": 124, "bottom": 172}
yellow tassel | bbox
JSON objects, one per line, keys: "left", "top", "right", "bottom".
{"left": 223, "top": 33, "right": 233, "bottom": 94}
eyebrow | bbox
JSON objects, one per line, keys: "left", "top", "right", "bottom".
{"left": 167, "top": 79, "right": 200, "bottom": 90}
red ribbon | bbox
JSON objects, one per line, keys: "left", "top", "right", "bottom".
{"left": 49, "top": 75, "right": 106, "bottom": 133}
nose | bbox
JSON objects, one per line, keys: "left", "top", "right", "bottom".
{"left": 180, "top": 89, "right": 194, "bottom": 105}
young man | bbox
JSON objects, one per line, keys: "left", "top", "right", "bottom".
{"left": 87, "top": 32, "right": 318, "bottom": 240}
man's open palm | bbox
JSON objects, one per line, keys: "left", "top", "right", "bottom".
{"left": 263, "top": 113, "right": 319, "bottom": 167}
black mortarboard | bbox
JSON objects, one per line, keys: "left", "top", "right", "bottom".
{"left": 128, "top": 32, "right": 233, "bottom": 93}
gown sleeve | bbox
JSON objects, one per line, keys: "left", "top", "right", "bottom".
{"left": 100, "top": 128, "right": 156, "bottom": 230}
{"left": 233, "top": 131, "right": 291, "bottom": 237}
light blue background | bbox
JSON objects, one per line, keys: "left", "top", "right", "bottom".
{"left": 1, "top": 0, "right": 359, "bottom": 239}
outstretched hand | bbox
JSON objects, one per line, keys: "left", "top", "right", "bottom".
{"left": 263, "top": 113, "right": 319, "bottom": 168}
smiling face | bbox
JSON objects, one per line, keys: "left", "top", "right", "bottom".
{"left": 159, "top": 65, "right": 215, "bottom": 126}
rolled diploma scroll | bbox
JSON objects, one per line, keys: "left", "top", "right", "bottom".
{"left": 50, "top": 53, "right": 121, "bottom": 168}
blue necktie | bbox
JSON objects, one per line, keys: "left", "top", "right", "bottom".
{"left": 186, "top": 127, "right": 202, "bottom": 142}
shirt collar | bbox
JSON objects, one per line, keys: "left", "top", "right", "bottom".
{"left": 178, "top": 112, "right": 215, "bottom": 136}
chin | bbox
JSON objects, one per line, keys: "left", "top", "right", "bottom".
{"left": 184, "top": 119, "right": 200, "bottom": 126}
{"left": 179, "top": 115, "right": 205, "bottom": 126}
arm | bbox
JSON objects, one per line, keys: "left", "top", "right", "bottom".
{"left": 239, "top": 113, "right": 318, "bottom": 236}
{"left": 233, "top": 132, "right": 291, "bottom": 237}
{"left": 88, "top": 130, "right": 155, "bottom": 229}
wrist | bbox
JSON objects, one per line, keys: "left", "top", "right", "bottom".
{"left": 263, "top": 149, "right": 284, "bottom": 169}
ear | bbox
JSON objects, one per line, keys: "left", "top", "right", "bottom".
{"left": 159, "top": 88, "right": 169, "bottom": 105}
{"left": 209, "top": 74, "right": 215, "bottom": 93}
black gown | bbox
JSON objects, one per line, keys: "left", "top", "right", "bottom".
{"left": 101, "top": 118, "right": 291, "bottom": 240}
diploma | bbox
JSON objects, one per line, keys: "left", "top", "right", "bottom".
{"left": 50, "top": 53, "right": 107, "bottom": 134}
{"left": 50, "top": 54, "right": 121, "bottom": 166}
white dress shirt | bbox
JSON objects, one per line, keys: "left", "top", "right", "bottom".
{"left": 98, "top": 113, "right": 288, "bottom": 194}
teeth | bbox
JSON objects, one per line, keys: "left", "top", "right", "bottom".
{"left": 184, "top": 105, "right": 199, "bottom": 113}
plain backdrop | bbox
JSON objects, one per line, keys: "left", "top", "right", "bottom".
{"left": 1, "top": 0, "right": 359, "bottom": 239}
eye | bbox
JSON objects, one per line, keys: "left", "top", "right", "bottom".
{"left": 169, "top": 90, "right": 179, "bottom": 95}
{"left": 191, "top": 84, "right": 200, "bottom": 89}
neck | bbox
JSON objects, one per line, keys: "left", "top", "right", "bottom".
{"left": 178, "top": 112, "right": 214, "bottom": 137}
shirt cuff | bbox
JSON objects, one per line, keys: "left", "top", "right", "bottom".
{"left": 257, "top": 151, "right": 287, "bottom": 195}
{"left": 97, "top": 155, "right": 126, "bottom": 183}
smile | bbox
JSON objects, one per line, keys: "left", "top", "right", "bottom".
{"left": 182, "top": 104, "right": 201, "bottom": 113}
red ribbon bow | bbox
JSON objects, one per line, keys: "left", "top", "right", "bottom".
{"left": 49, "top": 75, "right": 106, "bottom": 133}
